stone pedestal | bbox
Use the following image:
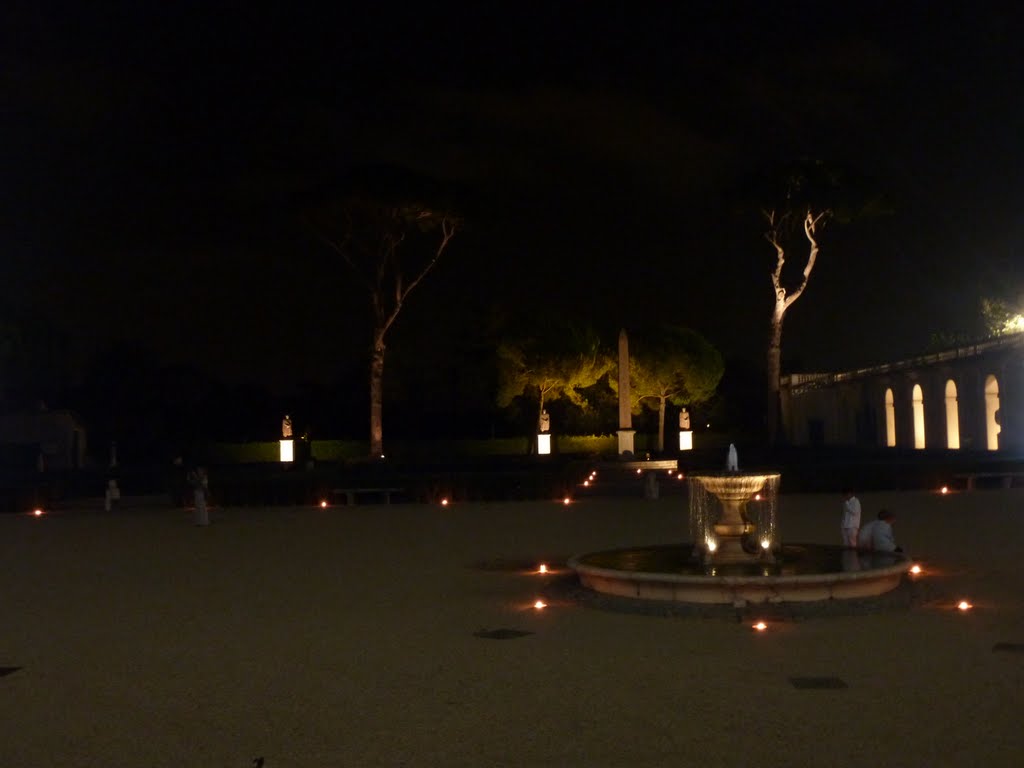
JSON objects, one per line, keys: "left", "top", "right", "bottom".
{"left": 537, "top": 433, "right": 551, "bottom": 455}
{"left": 616, "top": 429, "right": 635, "bottom": 457}
{"left": 679, "top": 430, "right": 693, "bottom": 450}
{"left": 279, "top": 439, "right": 294, "bottom": 462}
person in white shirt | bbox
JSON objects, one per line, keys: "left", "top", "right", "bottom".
{"left": 840, "top": 488, "right": 861, "bottom": 547}
{"left": 856, "top": 510, "right": 901, "bottom": 553}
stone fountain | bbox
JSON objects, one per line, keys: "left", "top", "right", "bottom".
{"left": 690, "top": 444, "right": 781, "bottom": 564}
{"left": 568, "top": 445, "right": 910, "bottom": 605}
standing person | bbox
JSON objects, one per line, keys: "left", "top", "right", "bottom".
{"left": 840, "top": 488, "right": 861, "bottom": 547}
{"left": 187, "top": 466, "right": 210, "bottom": 526}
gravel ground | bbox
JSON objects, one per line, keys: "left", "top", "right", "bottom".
{"left": 1, "top": 488, "right": 1022, "bottom": 767}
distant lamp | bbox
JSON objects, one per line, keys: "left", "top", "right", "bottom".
{"left": 32, "top": 508, "right": 44, "bottom": 517}
{"left": 319, "top": 500, "right": 328, "bottom": 509}
{"left": 279, "top": 439, "right": 294, "bottom": 463}
{"left": 537, "top": 433, "right": 551, "bottom": 455}
{"left": 957, "top": 600, "right": 972, "bottom": 611}
{"left": 679, "top": 430, "right": 693, "bottom": 451}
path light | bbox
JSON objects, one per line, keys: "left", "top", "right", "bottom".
{"left": 563, "top": 496, "right": 571, "bottom": 506}
{"left": 583, "top": 480, "right": 590, "bottom": 487}
{"left": 319, "top": 500, "right": 328, "bottom": 508}
{"left": 533, "top": 599, "right": 547, "bottom": 610}
{"left": 940, "top": 486, "right": 949, "bottom": 495}
{"left": 706, "top": 539, "right": 718, "bottom": 553}
{"left": 957, "top": 600, "right": 973, "bottom": 611}
{"left": 538, "top": 564, "right": 548, "bottom": 574}
{"left": 677, "top": 473, "right": 684, "bottom": 480}
{"left": 636, "top": 468, "right": 642, "bottom": 475}
{"left": 32, "top": 508, "right": 44, "bottom": 517}
{"left": 752, "top": 621, "right": 768, "bottom": 632}
{"left": 754, "top": 493, "right": 761, "bottom": 501}
{"left": 760, "top": 539, "right": 771, "bottom": 550}
{"left": 440, "top": 498, "right": 449, "bottom": 506}
{"left": 910, "top": 564, "right": 922, "bottom": 575}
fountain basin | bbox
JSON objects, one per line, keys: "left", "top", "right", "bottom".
{"left": 569, "top": 543, "right": 909, "bottom": 604}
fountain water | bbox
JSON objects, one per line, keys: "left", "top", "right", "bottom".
{"left": 569, "top": 445, "right": 909, "bottom": 605}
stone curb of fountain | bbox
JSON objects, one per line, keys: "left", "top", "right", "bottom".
{"left": 543, "top": 573, "right": 954, "bottom": 622}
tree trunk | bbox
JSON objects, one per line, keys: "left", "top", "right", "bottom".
{"left": 657, "top": 396, "right": 666, "bottom": 453}
{"left": 369, "top": 333, "right": 385, "bottom": 458}
{"left": 766, "top": 303, "right": 785, "bottom": 445}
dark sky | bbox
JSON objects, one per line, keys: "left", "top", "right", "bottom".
{"left": 4, "top": 3, "right": 1024, "bottom": 395}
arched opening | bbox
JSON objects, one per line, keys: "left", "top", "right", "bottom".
{"left": 884, "top": 388, "right": 896, "bottom": 447}
{"left": 912, "top": 384, "right": 926, "bottom": 449}
{"left": 985, "top": 375, "right": 1001, "bottom": 450}
{"left": 945, "top": 379, "right": 960, "bottom": 449}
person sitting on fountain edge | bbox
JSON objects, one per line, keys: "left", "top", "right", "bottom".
{"left": 857, "top": 510, "right": 902, "bottom": 554}
{"left": 840, "top": 488, "right": 861, "bottom": 548}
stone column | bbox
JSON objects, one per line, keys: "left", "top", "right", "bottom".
{"left": 616, "top": 328, "right": 635, "bottom": 456}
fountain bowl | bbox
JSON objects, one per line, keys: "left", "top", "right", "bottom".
{"left": 568, "top": 543, "right": 910, "bottom": 605}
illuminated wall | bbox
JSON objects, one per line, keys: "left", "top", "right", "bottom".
{"left": 912, "top": 384, "right": 926, "bottom": 449}
{"left": 944, "top": 379, "right": 960, "bottom": 449}
{"left": 884, "top": 388, "right": 896, "bottom": 447}
{"left": 985, "top": 374, "right": 1001, "bottom": 450}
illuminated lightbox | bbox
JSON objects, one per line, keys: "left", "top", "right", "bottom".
{"left": 679, "top": 430, "right": 693, "bottom": 451}
{"left": 537, "top": 433, "right": 551, "bottom": 455}
{"left": 280, "top": 439, "right": 294, "bottom": 462}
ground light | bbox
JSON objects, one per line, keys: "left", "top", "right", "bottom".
{"left": 910, "top": 564, "right": 922, "bottom": 575}
{"left": 440, "top": 498, "right": 450, "bottom": 506}
{"left": 957, "top": 600, "right": 973, "bottom": 611}
{"left": 537, "top": 564, "right": 548, "bottom": 574}
{"left": 940, "top": 486, "right": 949, "bottom": 494}
{"left": 32, "top": 508, "right": 44, "bottom": 517}
{"left": 562, "top": 497, "right": 571, "bottom": 505}
{"left": 319, "top": 500, "right": 328, "bottom": 508}
{"left": 752, "top": 621, "right": 768, "bottom": 632}
{"left": 533, "top": 599, "right": 547, "bottom": 610}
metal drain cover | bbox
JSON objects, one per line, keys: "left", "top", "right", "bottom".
{"left": 993, "top": 642, "right": 1024, "bottom": 653}
{"left": 473, "top": 628, "right": 534, "bottom": 640}
{"left": 789, "top": 676, "right": 847, "bottom": 689}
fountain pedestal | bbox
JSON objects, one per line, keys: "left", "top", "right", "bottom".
{"left": 695, "top": 473, "right": 778, "bottom": 565}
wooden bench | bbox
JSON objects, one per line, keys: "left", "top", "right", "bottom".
{"left": 952, "top": 472, "right": 1024, "bottom": 491}
{"left": 330, "top": 487, "right": 403, "bottom": 505}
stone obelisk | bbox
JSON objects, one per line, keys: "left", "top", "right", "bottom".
{"left": 616, "top": 328, "right": 635, "bottom": 457}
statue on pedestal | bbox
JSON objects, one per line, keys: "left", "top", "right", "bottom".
{"left": 679, "top": 408, "right": 690, "bottom": 430}
{"left": 282, "top": 414, "right": 293, "bottom": 439}
{"left": 539, "top": 410, "right": 550, "bottom": 433}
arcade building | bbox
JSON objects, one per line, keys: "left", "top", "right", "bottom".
{"left": 779, "top": 332, "right": 1024, "bottom": 454}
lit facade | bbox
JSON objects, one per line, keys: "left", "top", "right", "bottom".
{"left": 780, "top": 333, "right": 1024, "bottom": 452}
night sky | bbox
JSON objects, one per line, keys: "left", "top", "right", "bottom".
{"left": 4, "top": 4, "right": 1024, "bottom": 433}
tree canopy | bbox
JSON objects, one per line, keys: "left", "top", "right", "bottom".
{"left": 496, "top": 325, "right": 612, "bottom": 433}
{"left": 610, "top": 326, "right": 723, "bottom": 452}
